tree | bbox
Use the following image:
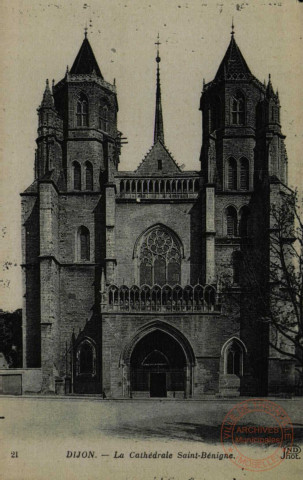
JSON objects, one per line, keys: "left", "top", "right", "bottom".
{"left": 219, "top": 189, "right": 303, "bottom": 393}
{"left": 0, "top": 309, "right": 22, "bottom": 367}
{"left": 265, "top": 190, "right": 303, "bottom": 368}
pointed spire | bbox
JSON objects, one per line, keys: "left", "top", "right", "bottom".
{"left": 154, "top": 34, "right": 165, "bottom": 144}
{"left": 266, "top": 73, "right": 275, "bottom": 97}
{"left": 214, "top": 29, "right": 251, "bottom": 81}
{"left": 41, "top": 79, "right": 54, "bottom": 108}
{"left": 70, "top": 34, "right": 103, "bottom": 78}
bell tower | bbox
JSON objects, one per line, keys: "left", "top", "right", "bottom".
{"left": 52, "top": 31, "right": 120, "bottom": 192}
{"left": 200, "top": 23, "right": 259, "bottom": 191}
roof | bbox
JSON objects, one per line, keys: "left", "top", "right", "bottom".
{"left": 214, "top": 35, "right": 251, "bottom": 81}
{"left": 70, "top": 37, "right": 103, "bottom": 78}
{"left": 22, "top": 170, "right": 66, "bottom": 194}
{"left": 136, "top": 140, "right": 181, "bottom": 175}
{"left": 22, "top": 179, "right": 38, "bottom": 194}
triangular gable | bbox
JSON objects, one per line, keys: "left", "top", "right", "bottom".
{"left": 136, "top": 141, "right": 181, "bottom": 175}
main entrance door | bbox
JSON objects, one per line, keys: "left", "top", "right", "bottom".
{"left": 150, "top": 372, "right": 167, "bottom": 397}
{"left": 130, "top": 329, "right": 186, "bottom": 398}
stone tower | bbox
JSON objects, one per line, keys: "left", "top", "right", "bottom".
{"left": 21, "top": 33, "right": 121, "bottom": 393}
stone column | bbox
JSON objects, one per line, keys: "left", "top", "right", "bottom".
{"left": 39, "top": 182, "right": 60, "bottom": 393}
{"left": 205, "top": 185, "right": 216, "bottom": 284}
{"left": 105, "top": 182, "right": 116, "bottom": 284}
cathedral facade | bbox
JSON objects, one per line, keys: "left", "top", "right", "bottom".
{"left": 21, "top": 30, "right": 295, "bottom": 397}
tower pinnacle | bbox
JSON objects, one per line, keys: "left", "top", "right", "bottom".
{"left": 154, "top": 34, "right": 165, "bottom": 144}
{"left": 40, "top": 78, "right": 54, "bottom": 108}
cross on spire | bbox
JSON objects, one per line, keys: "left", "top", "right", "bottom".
{"left": 155, "top": 32, "right": 161, "bottom": 62}
{"left": 84, "top": 24, "right": 88, "bottom": 38}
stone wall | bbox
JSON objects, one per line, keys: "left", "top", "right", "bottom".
{"left": 102, "top": 313, "right": 242, "bottom": 397}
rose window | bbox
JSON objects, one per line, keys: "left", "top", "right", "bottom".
{"left": 139, "top": 228, "right": 181, "bottom": 286}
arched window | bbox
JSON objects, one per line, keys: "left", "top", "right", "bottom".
{"left": 239, "top": 206, "right": 250, "bottom": 237}
{"left": 226, "top": 158, "right": 237, "bottom": 190}
{"left": 231, "top": 92, "right": 245, "bottom": 125}
{"left": 225, "top": 206, "right": 237, "bottom": 236}
{"left": 240, "top": 158, "right": 249, "bottom": 190}
{"left": 232, "top": 250, "right": 242, "bottom": 284}
{"left": 73, "top": 161, "right": 81, "bottom": 190}
{"left": 225, "top": 341, "right": 243, "bottom": 375}
{"left": 76, "top": 93, "right": 88, "bottom": 127}
{"left": 222, "top": 338, "right": 246, "bottom": 376}
{"left": 77, "top": 340, "right": 96, "bottom": 375}
{"left": 77, "top": 226, "right": 90, "bottom": 261}
{"left": 99, "top": 105, "right": 108, "bottom": 131}
{"left": 138, "top": 227, "right": 181, "bottom": 286}
{"left": 85, "top": 162, "right": 93, "bottom": 190}
{"left": 227, "top": 346, "right": 241, "bottom": 375}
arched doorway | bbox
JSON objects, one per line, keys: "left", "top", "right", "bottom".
{"left": 130, "top": 330, "right": 187, "bottom": 398}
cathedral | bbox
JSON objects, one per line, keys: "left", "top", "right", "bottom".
{"left": 21, "top": 28, "right": 295, "bottom": 397}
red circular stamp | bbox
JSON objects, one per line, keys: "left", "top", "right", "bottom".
{"left": 221, "top": 399, "right": 294, "bottom": 472}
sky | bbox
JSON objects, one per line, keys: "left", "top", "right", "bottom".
{"left": 0, "top": 0, "right": 302, "bottom": 311}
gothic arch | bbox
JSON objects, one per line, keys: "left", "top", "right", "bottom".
{"left": 76, "top": 337, "right": 96, "bottom": 376}
{"left": 221, "top": 337, "right": 247, "bottom": 375}
{"left": 121, "top": 319, "right": 196, "bottom": 367}
{"left": 76, "top": 225, "right": 90, "bottom": 261}
{"left": 133, "top": 224, "right": 184, "bottom": 286}
{"left": 239, "top": 157, "right": 250, "bottom": 190}
{"left": 72, "top": 161, "right": 81, "bottom": 190}
{"left": 224, "top": 205, "right": 238, "bottom": 236}
{"left": 120, "top": 321, "right": 196, "bottom": 398}
{"left": 225, "top": 157, "right": 237, "bottom": 190}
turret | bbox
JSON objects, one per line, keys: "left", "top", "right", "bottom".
{"left": 36, "top": 79, "right": 63, "bottom": 180}
{"left": 255, "top": 74, "right": 287, "bottom": 183}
